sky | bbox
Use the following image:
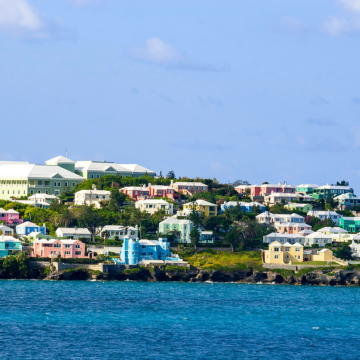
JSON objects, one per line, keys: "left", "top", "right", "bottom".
{"left": 0, "top": 0, "right": 360, "bottom": 188}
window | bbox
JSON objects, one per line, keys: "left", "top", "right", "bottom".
{"left": 55, "top": 190, "right": 60, "bottom": 195}
{"left": 18, "top": 190, "right": 20, "bottom": 194}
{"left": 148, "top": 252, "right": 153, "bottom": 256}
{"left": 132, "top": 252, "right": 135, "bottom": 255}
{"left": 75, "top": 244, "right": 80, "bottom": 249}
{"left": 274, "top": 247, "right": 279, "bottom": 252}
{"left": 91, "top": 174, "right": 94, "bottom": 179}
{"left": 141, "top": 252, "right": 146, "bottom": 256}
{"left": 72, "top": 183, "right": 75, "bottom": 187}
{"left": 96, "top": 175, "right": 100, "bottom": 179}
{"left": 298, "top": 256, "right": 300, "bottom": 259}
{"left": 64, "top": 182, "right": 68, "bottom": 187}
{"left": 38, "top": 191, "right": 41, "bottom": 194}
{"left": 65, "top": 244, "right": 71, "bottom": 248}
{"left": 295, "top": 248, "right": 300, "bottom": 252}
{"left": 54, "top": 243, "right": 61, "bottom": 248}
{"left": 202, "top": 187, "right": 205, "bottom": 190}
{"left": 286, "top": 247, "right": 290, "bottom": 252}
{"left": 54, "top": 182, "right": 57, "bottom": 187}
{"left": 142, "top": 245, "right": 146, "bottom": 249}
{"left": 75, "top": 251, "right": 81, "bottom": 255}
{"left": 274, "top": 255, "right": 279, "bottom": 259}
{"left": 65, "top": 251, "right": 70, "bottom": 255}
{"left": 57, "top": 182, "right": 61, "bottom": 187}
{"left": 30, "top": 190, "right": 34, "bottom": 195}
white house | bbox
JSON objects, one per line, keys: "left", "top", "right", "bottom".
{"left": 135, "top": 199, "right": 174, "bottom": 215}
{"left": 262, "top": 232, "right": 305, "bottom": 245}
{"left": 256, "top": 212, "right": 305, "bottom": 224}
{"left": 99, "top": 225, "right": 138, "bottom": 240}
{"left": 316, "top": 227, "right": 348, "bottom": 235}
{"left": 350, "top": 240, "right": 360, "bottom": 258}
{"left": 74, "top": 189, "right": 111, "bottom": 208}
{"left": 307, "top": 210, "right": 342, "bottom": 226}
{"left": 0, "top": 225, "right": 14, "bottom": 235}
{"left": 304, "top": 232, "right": 333, "bottom": 247}
{"left": 55, "top": 228, "right": 92, "bottom": 240}
{"left": 264, "top": 192, "right": 314, "bottom": 205}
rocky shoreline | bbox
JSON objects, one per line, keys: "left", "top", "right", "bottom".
{"left": 38, "top": 267, "right": 360, "bottom": 286}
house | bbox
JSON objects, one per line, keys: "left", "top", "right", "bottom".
{"left": 304, "top": 232, "right": 333, "bottom": 247}
{"left": 262, "top": 232, "right": 305, "bottom": 245}
{"left": 16, "top": 221, "right": 47, "bottom": 236}
{"left": 74, "top": 189, "right": 111, "bottom": 208}
{"left": 170, "top": 181, "right": 208, "bottom": 196}
{"left": 311, "top": 184, "right": 354, "bottom": 200}
{"left": 55, "top": 228, "right": 92, "bottom": 240}
{"left": 74, "top": 160, "right": 155, "bottom": 179}
{"left": 275, "top": 222, "right": 312, "bottom": 234}
{"left": 148, "top": 184, "right": 180, "bottom": 200}
{"left": 0, "top": 163, "right": 84, "bottom": 200}
{"left": 220, "top": 201, "right": 266, "bottom": 214}
{"left": 262, "top": 241, "right": 304, "bottom": 264}
{"left": 350, "top": 240, "right": 360, "bottom": 258}
{"left": 307, "top": 210, "right": 342, "bottom": 225}
{"left": 182, "top": 199, "right": 218, "bottom": 217}
{"left": 159, "top": 218, "right": 193, "bottom": 243}
{"left": 32, "top": 238, "right": 90, "bottom": 258}
{"left": 303, "top": 248, "right": 334, "bottom": 262}
{"left": 27, "top": 232, "right": 62, "bottom": 245}
{"left": 0, "top": 225, "right": 14, "bottom": 235}
{"left": 119, "top": 237, "right": 181, "bottom": 265}
{"left": 28, "top": 194, "right": 60, "bottom": 209}
{"left": 256, "top": 212, "right": 305, "bottom": 225}
{"left": 200, "top": 231, "right": 215, "bottom": 243}
{"left": 120, "top": 185, "right": 150, "bottom": 201}
{"left": 250, "top": 182, "right": 296, "bottom": 197}
{"left": 264, "top": 192, "right": 314, "bottom": 205}
{"left": 284, "top": 203, "right": 313, "bottom": 213}
{"left": 295, "top": 184, "right": 319, "bottom": 195}
{"left": 334, "top": 193, "right": 360, "bottom": 210}
{"left": 234, "top": 185, "right": 251, "bottom": 194}
{"left": 317, "top": 227, "right": 348, "bottom": 235}
{"left": 0, "top": 235, "right": 22, "bottom": 257}
{"left": 339, "top": 217, "right": 360, "bottom": 233}
{"left": 135, "top": 199, "right": 174, "bottom": 215}
{"left": 99, "top": 225, "right": 138, "bottom": 240}
{"left": 0, "top": 208, "right": 23, "bottom": 225}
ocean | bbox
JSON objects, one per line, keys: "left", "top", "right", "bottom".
{"left": 0, "top": 281, "right": 359, "bottom": 359}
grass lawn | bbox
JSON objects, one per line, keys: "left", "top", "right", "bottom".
{"left": 178, "top": 249, "right": 262, "bottom": 271}
{"left": 292, "top": 261, "right": 328, "bottom": 265}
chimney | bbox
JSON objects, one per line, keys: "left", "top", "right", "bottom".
{"left": 171, "top": 180, "right": 174, "bottom": 185}
{"left": 148, "top": 183, "right": 151, "bottom": 188}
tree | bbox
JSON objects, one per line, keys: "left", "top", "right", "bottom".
{"left": 225, "top": 226, "right": 242, "bottom": 252}
{"left": 130, "top": 209, "right": 149, "bottom": 239}
{"left": 76, "top": 206, "right": 105, "bottom": 243}
{"left": 108, "top": 188, "right": 127, "bottom": 211}
{"left": 101, "top": 230, "right": 109, "bottom": 244}
{"left": 232, "top": 180, "right": 250, "bottom": 187}
{"left": 187, "top": 203, "right": 201, "bottom": 227}
{"left": 245, "top": 220, "right": 261, "bottom": 242}
{"left": 190, "top": 227, "right": 200, "bottom": 252}
{"left": 166, "top": 171, "right": 176, "bottom": 179}
{"left": 335, "top": 245, "right": 352, "bottom": 260}
{"left": 336, "top": 180, "right": 349, "bottom": 186}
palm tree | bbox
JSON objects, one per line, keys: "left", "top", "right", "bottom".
{"left": 245, "top": 221, "right": 260, "bottom": 243}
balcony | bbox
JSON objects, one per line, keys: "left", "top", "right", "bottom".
{"left": 28, "top": 185, "right": 50, "bottom": 188}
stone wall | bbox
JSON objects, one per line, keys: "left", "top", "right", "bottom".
{"left": 263, "top": 263, "right": 341, "bottom": 271}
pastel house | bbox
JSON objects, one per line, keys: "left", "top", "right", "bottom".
{"left": 264, "top": 192, "right": 314, "bottom": 205}
{"left": 120, "top": 186, "right": 150, "bottom": 200}
{"left": 262, "top": 232, "right": 305, "bottom": 245}
{"left": 275, "top": 222, "right": 312, "bottom": 234}
{"left": 262, "top": 241, "right": 304, "bottom": 264}
{"left": 234, "top": 185, "right": 251, "bottom": 194}
{"left": 284, "top": 203, "right": 313, "bottom": 213}
{"left": 74, "top": 189, "right": 111, "bottom": 208}
{"left": 159, "top": 218, "right": 193, "bottom": 243}
{"left": 148, "top": 184, "right": 180, "bottom": 200}
{"left": 304, "top": 232, "right": 333, "bottom": 247}
{"left": 99, "top": 225, "right": 138, "bottom": 240}
{"left": 119, "top": 237, "right": 181, "bottom": 265}
{"left": 335, "top": 193, "right": 360, "bottom": 210}
{"left": 339, "top": 217, "right": 360, "bottom": 233}
{"left": 135, "top": 199, "right": 174, "bottom": 215}
{"left": 311, "top": 184, "right": 354, "bottom": 200}
{"left": 307, "top": 210, "right": 342, "bottom": 226}
{"left": 256, "top": 212, "right": 305, "bottom": 225}
{"left": 0, "top": 235, "right": 22, "bottom": 257}
{"left": 200, "top": 231, "right": 215, "bottom": 243}
{"left": 182, "top": 199, "right": 218, "bottom": 217}
{"left": 55, "top": 228, "right": 92, "bottom": 240}
{"left": 32, "top": 238, "right": 90, "bottom": 258}
{"left": 170, "top": 181, "right": 208, "bottom": 196}
{"left": 16, "top": 221, "right": 47, "bottom": 236}
{"left": 295, "top": 184, "right": 319, "bottom": 195}
{"left": 0, "top": 208, "right": 23, "bottom": 225}
{"left": 220, "top": 201, "right": 266, "bottom": 214}
{"left": 0, "top": 225, "right": 14, "bottom": 235}
{"left": 251, "top": 183, "right": 296, "bottom": 197}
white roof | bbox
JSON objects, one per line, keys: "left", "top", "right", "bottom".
{"left": 17, "top": 221, "right": 40, "bottom": 228}
{"left": 341, "top": 217, "right": 360, "bottom": 221}
{"left": 305, "top": 232, "right": 332, "bottom": 239}
{"left": 282, "top": 242, "right": 301, "bottom": 247}
{"left": 75, "top": 161, "right": 131, "bottom": 174}
{"left": 307, "top": 210, "right": 339, "bottom": 216}
{"left": 45, "top": 156, "right": 75, "bottom": 164}
{"left": 75, "top": 189, "right": 111, "bottom": 195}
{"left": 0, "top": 164, "right": 84, "bottom": 180}
{"left": 102, "top": 225, "right": 137, "bottom": 231}
{"left": 287, "top": 203, "right": 309, "bottom": 208}
{"left": 0, "top": 235, "right": 21, "bottom": 243}
{"left": 56, "top": 228, "right": 91, "bottom": 235}
{"left": 223, "top": 201, "right": 264, "bottom": 207}
{"left": 334, "top": 193, "right": 359, "bottom": 200}
{"left": 318, "top": 248, "right": 331, "bottom": 253}
{"left": 138, "top": 239, "right": 160, "bottom": 246}
{"left": 234, "top": 185, "right": 251, "bottom": 189}
{"left": 296, "top": 184, "right": 319, "bottom": 188}
{"left": 276, "top": 222, "right": 311, "bottom": 227}
{"left": 261, "top": 183, "right": 295, "bottom": 188}
{"left": 184, "top": 199, "right": 217, "bottom": 207}
{"left": 267, "top": 192, "right": 313, "bottom": 199}
{"left": 136, "top": 199, "right": 170, "bottom": 205}
{"left": 160, "top": 218, "right": 192, "bottom": 225}
{"left": 28, "top": 194, "right": 59, "bottom": 200}
{"left": 118, "top": 164, "right": 156, "bottom": 175}
{"left": 266, "top": 232, "right": 304, "bottom": 239}
{"left": 149, "top": 185, "right": 172, "bottom": 190}
{"left": 317, "top": 227, "right": 348, "bottom": 233}
{"left": 0, "top": 225, "right": 13, "bottom": 231}
{"left": 121, "top": 186, "right": 148, "bottom": 191}
{"left": 172, "top": 182, "right": 207, "bottom": 187}
{"left": 317, "top": 184, "right": 352, "bottom": 190}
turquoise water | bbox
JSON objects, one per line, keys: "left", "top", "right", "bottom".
{"left": 0, "top": 281, "right": 360, "bottom": 359}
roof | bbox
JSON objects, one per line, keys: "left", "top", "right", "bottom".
{"left": 118, "top": 164, "right": 156, "bottom": 175}
{"left": 0, "top": 225, "right": 13, "bottom": 231}
{"left": 276, "top": 222, "right": 311, "bottom": 227}
{"left": 0, "top": 208, "right": 18, "bottom": 214}
{"left": 307, "top": 210, "right": 340, "bottom": 216}
{"left": 139, "top": 239, "right": 160, "bottom": 246}
{"left": 266, "top": 232, "right": 304, "bottom": 238}
{"left": 234, "top": 185, "right": 251, "bottom": 189}
{"left": 17, "top": 221, "right": 40, "bottom": 228}
{"left": 0, "top": 164, "right": 84, "bottom": 180}
{"left": 149, "top": 185, "right": 172, "bottom": 190}
{"left": 317, "top": 227, "right": 348, "bottom": 233}
{"left": 267, "top": 192, "right": 314, "bottom": 199}
{"left": 75, "top": 190, "right": 111, "bottom": 195}
{"left": 261, "top": 183, "right": 295, "bottom": 188}
{"left": 160, "top": 218, "right": 192, "bottom": 225}
{"left": 341, "top": 217, "right": 360, "bottom": 221}
{"left": 317, "top": 184, "right": 352, "bottom": 190}
{"left": 75, "top": 161, "right": 131, "bottom": 174}
{"left": 184, "top": 199, "right": 217, "bottom": 207}
{"left": 223, "top": 201, "right": 265, "bottom": 207}
{"left": 45, "top": 156, "right": 75, "bottom": 165}
{"left": 136, "top": 199, "right": 170, "bottom": 205}
{"left": 0, "top": 235, "right": 21, "bottom": 243}
{"left": 305, "top": 232, "right": 332, "bottom": 239}
{"left": 269, "top": 241, "right": 282, "bottom": 246}
{"left": 172, "top": 182, "right": 207, "bottom": 187}
{"left": 56, "top": 228, "right": 91, "bottom": 235}
{"left": 121, "top": 186, "right": 148, "bottom": 191}
{"left": 296, "top": 184, "right": 319, "bottom": 188}
{"left": 318, "top": 248, "right": 331, "bottom": 253}
{"left": 28, "top": 194, "right": 59, "bottom": 200}
{"left": 287, "top": 203, "right": 309, "bottom": 208}
{"left": 102, "top": 225, "right": 137, "bottom": 231}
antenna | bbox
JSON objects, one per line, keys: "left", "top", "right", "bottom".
{"left": 64, "top": 148, "right": 68, "bottom": 158}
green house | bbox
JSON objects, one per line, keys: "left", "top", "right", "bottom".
{"left": 285, "top": 202, "right": 313, "bottom": 213}
{"left": 311, "top": 184, "right": 354, "bottom": 200}
{"left": 339, "top": 217, "right": 360, "bottom": 233}
{"left": 295, "top": 184, "right": 319, "bottom": 195}
{"left": 159, "top": 218, "right": 193, "bottom": 243}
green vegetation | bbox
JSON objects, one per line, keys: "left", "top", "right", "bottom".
{"left": 292, "top": 261, "right": 328, "bottom": 265}
{"left": 0, "top": 253, "right": 31, "bottom": 278}
{"left": 164, "top": 265, "right": 188, "bottom": 272}
{"left": 123, "top": 268, "right": 142, "bottom": 274}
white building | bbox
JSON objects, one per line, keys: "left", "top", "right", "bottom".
{"left": 264, "top": 192, "right": 314, "bottom": 205}
{"left": 99, "top": 225, "right": 138, "bottom": 240}
{"left": 74, "top": 189, "right": 111, "bottom": 208}
{"left": 135, "top": 199, "right": 174, "bottom": 215}
{"left": 256, "top": 212, "right": 305, "bottom": 224}
{"left": 263, "top": 232, "right": 305, "bottom": 245}
{"left": 28, "top": 193, "right": 60, "bottom": 204}
{"left": 0, "top": 225, "right": 14, "bottom": 235}
{"left": 159, "top": 218, "right": 193, "bottom": 243}
{"left": 316, "top": 227, "right": 348, "bottom": 235}
{"left": 307, "top": 210, "right": 342, "bottom": 226}
{"left": 55, "top": 228, "right": 92, "bottom": 240}
{"left": 304, "top": 232, "right": 333, "bottom": 247}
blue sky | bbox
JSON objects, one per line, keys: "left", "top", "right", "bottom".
{"left": 1, "top": 0, "right": 360, "bottom": 188}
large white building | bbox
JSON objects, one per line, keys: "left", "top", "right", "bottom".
{"left": 135, "top": 199, "right": 174, "bottom": 215}
{"left": 74, "top": 189, "right": 111, "bottom": 208}
{"left": 307, "top": 210, "right": 342, "bottom": 226}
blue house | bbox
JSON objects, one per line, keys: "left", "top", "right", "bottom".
{"left": 220, "top": 201, "right": 266, "bottom": 214}
{"left": 16, "top": 221, "right": 47, "bottom": 236}
{"left": 120, "top": 237, "right": 179, "bottom": 265}
{"left": 0, "top": 235, "right": 22, "bottom": 257}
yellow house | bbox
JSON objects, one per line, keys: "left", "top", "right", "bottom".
{"left": 263, "top": 241, "right": 304, "bottom": 264}
{"left": 183, "top": 199, "right": 218, "bottom": 217}
{"left": 317, "top": 227, "right": 348, "bottom": 236}
{"left": 312, "top": 248, "right": 333, "bottom": 261}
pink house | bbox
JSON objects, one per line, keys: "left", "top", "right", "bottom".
{"left": 120, "top": 186, "right": 149, "bottom": 201}
{"left": 234, "top": 185, "right": 251, "bottom": 194}
{"left": 148, "top": 184, "right": 180, "bottom": 200}
{"left": 250, "top": 183, "right": 295, "bottom": 197}
{"left": 32, "top": 239, "right": 90, "bottom": 258}
{"left": 275, "top": 222, "right": 312, "bottom": 234}
{"left": 0, "top": 208, "right": 23, "bottom": 225}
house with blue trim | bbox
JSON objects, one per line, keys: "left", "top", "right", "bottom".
{"left": 0, "top": 235, "right": 22, "bottom": 257}
{"left": 16, "top": 221, "right": 47, "bottom": 236}
{"left": 120, "top": 237, "right": 180, "bottom": 265}
{"left": 220, "top": 201, "right": 266, "bottom": 214}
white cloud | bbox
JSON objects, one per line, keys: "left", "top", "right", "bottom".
{"left": 281, "top": 16, "right": 307, "bottom": 33}
{"left": 129, "top": 38, "right": 220, "bottom": 71}
{"left": 0, "top": 0, "right": 48, "bottom": 38}
{"left": 338, "top": 0, "right": 360, "bottom": 12}
{"left": 322, "top": 16, "right": 350, "bottom": 35}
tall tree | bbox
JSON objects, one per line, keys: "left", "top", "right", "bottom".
{"left": 190, "top": 227, "right": 201, "bottom": 252}
{"left": 225, "top": 226, "right": 242, "bottom": 252}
